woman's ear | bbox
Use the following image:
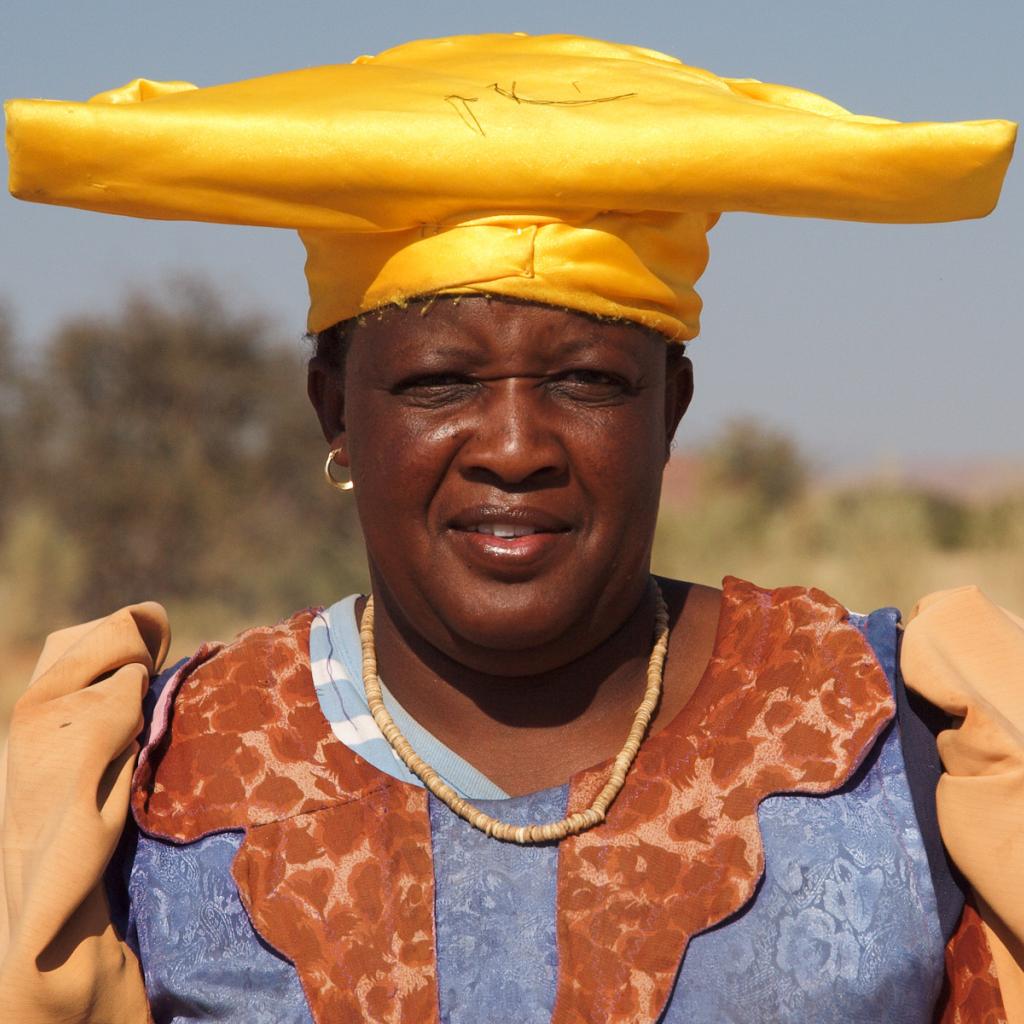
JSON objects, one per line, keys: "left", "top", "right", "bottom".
{"left": 664, "top": 351, "right": 694, "bottom": 460}
{"left": 307, "top": 355, "right": 348, "bottom": 458}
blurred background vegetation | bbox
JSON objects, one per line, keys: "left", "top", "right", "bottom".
{"left": 0, "top": 282, "right": 368, "bottom": 735}
{"left": 1, "top": 283, "right": 1023, "bottom": 739}
{"left": 655, "top": 422, "right": 1024, "bottom": 619}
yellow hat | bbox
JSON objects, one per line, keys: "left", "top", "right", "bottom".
{"left": 5, "top": 33, "right": 1016, "bottom": 340}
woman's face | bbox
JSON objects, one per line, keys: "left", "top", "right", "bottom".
{"left": 310, "top": 298, "right": 692, "bottom": 674}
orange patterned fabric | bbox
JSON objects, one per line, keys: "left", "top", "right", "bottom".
{"left": 131, "top": 612, "right": 441, "bottom": 1024}
{"left": 939, "top": 904, "right": 1008, "bottom": 1024}
{"left": 552, "top": 577, "right": 897, "bottom": 1024}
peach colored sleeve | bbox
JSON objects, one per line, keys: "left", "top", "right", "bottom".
{"left": 902, "top": 586, "right": 1024, "bottom": 1023}
{"left": 0, "top": 604, "right": 169, "bottom": 1024}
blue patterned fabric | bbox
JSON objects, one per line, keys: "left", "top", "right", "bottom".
{"left": 107, "top": 658, "right": 186, "bottom": 941}
{"left": 127, "top": 831, "right": 312, "bottom": 1023}
{"left": 429, "top": 788, "right": 567, "bottom": 1024}
{"left": 661, "top": 724, "right": 944, "bottom": 1021}
{"left": 659, "top": 608, "right": 945, "bottom": 1022}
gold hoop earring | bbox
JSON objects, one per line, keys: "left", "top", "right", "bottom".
{"left": 324, "top": 448, "right": 354, "bottom": 491}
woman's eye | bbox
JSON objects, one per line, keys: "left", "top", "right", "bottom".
{"left": 393, "top": 374, "right": 479, "bottom": 404}
{"left": 549, "top": 369, "right": 633, "bottom": 400}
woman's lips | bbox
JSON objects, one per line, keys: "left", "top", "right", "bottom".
{"left": 448, "top": 526, "right": 568, "bottom": 570}
{"left": 446, "top": 508, "right": 573, "bottom": 574}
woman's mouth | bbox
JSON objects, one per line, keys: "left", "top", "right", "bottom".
{"left": 466, "top": 523, "right": 545, "bottom": 538}
{"left": 447, "top": 507, "right": 572, "bottom": 573}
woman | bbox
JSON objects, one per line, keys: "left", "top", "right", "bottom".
{"left": 2, "top": 32, "right": 1021, "bottom": 1023}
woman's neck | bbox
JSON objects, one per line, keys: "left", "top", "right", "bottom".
{"left": 359, "top": 578, "right": 723, "bottom": 796}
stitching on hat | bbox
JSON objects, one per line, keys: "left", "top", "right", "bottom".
{"left": 443, "top": 95, "right": 484, "bottom": 136}
{"left": 488, "top": 81, "right": 638, "bottom": 106}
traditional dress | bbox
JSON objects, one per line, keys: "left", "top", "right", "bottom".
{"left": 5, "top": 581, "right": 1024, "bottom": 1022}
{"left": 108, "top": 579, "right": 1009, "bottom": 1022}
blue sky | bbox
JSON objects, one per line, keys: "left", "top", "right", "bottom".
{"left": 2, "top": 0, "right": 1020, "bottom": 467}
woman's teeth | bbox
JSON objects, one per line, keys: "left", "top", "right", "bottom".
{"left": 471, "top": 524, "right": 540, "bottom": 538}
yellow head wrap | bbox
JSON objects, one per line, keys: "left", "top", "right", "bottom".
{"left": 5, "top": 33, "right": 1016, "bottom": 341}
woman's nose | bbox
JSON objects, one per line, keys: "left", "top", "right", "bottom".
{"left": 458, "top": 380, "right": 568, "bottom": 488}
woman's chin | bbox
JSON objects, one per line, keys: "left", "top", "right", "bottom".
{"left": 370, "top": 535, "right": 651, "bottom": 669}
{"left": 414, "top": 570, "right": 644, "bottom": 669}
{"left": 443, "top": 589, "right": 577, "bottom": 649}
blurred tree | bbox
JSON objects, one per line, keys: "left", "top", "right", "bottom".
{"left": 829, "top": 487, "right": 970, "bottom": 552}
{"left": 9, "top": 280, "right": 366, "bottom": 626}
{"left": 702, "top": 418, "right": 809, "bottom": 511}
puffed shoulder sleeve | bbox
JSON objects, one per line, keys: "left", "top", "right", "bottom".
{"left": 0, "top": 603, "right": 169, "bottom": 1024}
{"left": 901, "top": 586, "right": 1024, "bottom": 1022}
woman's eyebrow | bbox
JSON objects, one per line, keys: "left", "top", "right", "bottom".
{"left": 397, "top": 343, "right": 484, "bottom": 365}
{"left": 545, "top": 334, "right": 639, "bottom": 361}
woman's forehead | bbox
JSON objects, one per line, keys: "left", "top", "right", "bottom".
{"left": 349, "top": 297, "right": 670, "bottom": 365}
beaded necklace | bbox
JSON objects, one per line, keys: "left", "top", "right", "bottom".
{"left": 360, "top": 583, "right": 669, "bottom": 844}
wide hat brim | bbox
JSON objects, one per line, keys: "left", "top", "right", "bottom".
{"left": 6, "top": 33, "right": 1017, "bottom": 336}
